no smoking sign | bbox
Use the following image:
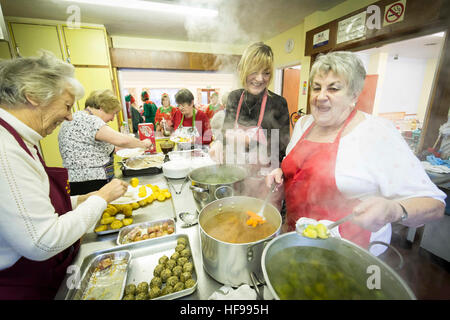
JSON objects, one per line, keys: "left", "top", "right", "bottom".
{"left": 383, "top": 0, "right": 407, "bottom": 27}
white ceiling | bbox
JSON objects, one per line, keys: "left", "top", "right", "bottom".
{"left": 0, "top": 0, "right": 346, "bottom": 43}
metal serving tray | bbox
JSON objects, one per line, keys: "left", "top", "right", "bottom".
{"left": 67, "top": 250, "right": 131, "bottom": 300}
{"left": 116, "top": 218, "right": 176, "bottom": 246}
{"left": 65, "top": 234, "right": 197, "bottom": 300}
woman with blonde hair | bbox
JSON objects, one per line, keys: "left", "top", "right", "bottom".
{"left": 58, "top": 89, "right": 152, "bottom": 195}
{"left": 0, "top": 51, "right": 128, "bottom": 299}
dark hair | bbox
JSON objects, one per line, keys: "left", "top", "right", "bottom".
{"left": 175, "top": 88, "right": 194, "bottom": 105}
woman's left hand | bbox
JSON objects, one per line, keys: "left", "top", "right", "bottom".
{"left": 352, "top": 197, "right": 403, "bottom": 232}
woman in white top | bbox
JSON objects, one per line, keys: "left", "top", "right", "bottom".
{"left": 58, "top": 89, "right": 152, "bottom": 195}
{"left": 266, "top": 51, "right": 445, "bottom": 252}
{"left": 0, "top": 51, "right": 128, "bottom": 299}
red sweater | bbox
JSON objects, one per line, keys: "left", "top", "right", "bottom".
{"left": 172, "top": 109, "right": 212, "bottom": 145}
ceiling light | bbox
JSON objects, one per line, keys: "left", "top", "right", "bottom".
{"left": 430, "top": 32, "right": 445, "bottom": 38}
{"left": 60, "top": 0, "right": 218, "bottom": 17}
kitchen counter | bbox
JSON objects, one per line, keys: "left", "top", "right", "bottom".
{"left": 54, "top": 172, "right": 230, "bottom": 300}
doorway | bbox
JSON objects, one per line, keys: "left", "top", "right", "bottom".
{"left": 280, "top": 65, "right": 301, "bottom": 136}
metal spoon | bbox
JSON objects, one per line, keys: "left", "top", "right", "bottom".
{"left": 296, "top": 212, "right": 356, "bottom": 238}
{"left": 179, "top": 211, "right": 198, "bottom": 228}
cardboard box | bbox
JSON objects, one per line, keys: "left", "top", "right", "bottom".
{"left": 138, "top": 123, "right": 156, "bottom": 154}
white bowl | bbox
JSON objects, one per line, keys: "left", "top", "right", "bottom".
{"left": 162, "top": 160, "right": 191, "bottom": 179}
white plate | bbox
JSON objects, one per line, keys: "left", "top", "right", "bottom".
{"left": 116, "top": 148, "right": 145, "bottom": 159}
{"left": 110, "top": 185, "right": 153, "bottom": 205}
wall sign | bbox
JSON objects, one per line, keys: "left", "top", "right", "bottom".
{"left": 336, "top": 11, "right": 367, "bottom": 44}
{"left": 383, "top": 0, "right": 407, "bottom": 27}
{"left": 313, "top": 29, "right": 329, "bottom": 48}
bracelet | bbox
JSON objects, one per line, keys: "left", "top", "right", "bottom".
{"left": 398, "top": 203, "right": 408, "bottom": 221}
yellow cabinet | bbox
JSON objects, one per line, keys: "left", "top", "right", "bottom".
{"left": 75, "top": 67, "right": 118, "bottom": 131}
{"left": 0, "top": 41, "right": 11, "bottom": 59}
{"left": 62, "top": 26, "right": 109, "bottom": 66}
{"left": 9, "top": 23, "right": 63, "bottom": 59}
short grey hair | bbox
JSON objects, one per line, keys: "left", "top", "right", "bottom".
{"left": 309, "top": 51, "right": 366, "bottom": 97}
{"left": 0, "top": 50, "right": 84, "bottom": 108}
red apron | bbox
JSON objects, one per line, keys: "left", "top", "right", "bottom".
{"left": 234, "top": 89, "right": 268, "bottom": 145}
{"left": 0, "top": 117, "right": 80, "bottom": 300}
{"left": 281, "top": 109, "right": 371, "bottom": 248}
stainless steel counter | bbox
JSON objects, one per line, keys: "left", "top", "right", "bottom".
{"left": 54, "top": 173, "right": 225, "bottom": 300}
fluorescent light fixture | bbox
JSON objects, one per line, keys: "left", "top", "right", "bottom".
{"left": 60, "top": 0, "right": 218, "bottom": 17}
{"left": 431, "top": 32, "right": 445, "bottom": 38}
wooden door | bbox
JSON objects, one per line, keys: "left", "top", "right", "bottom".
{"left": 62, "top": 26, "right": 109, "bottom": 66}
{"left": 355, "top": 74, "right": 378, "bottom": 114}
{"left": 282, "top": 68, "right": 300, "bottom": 135}
{"left": 10, "top": 23, "right": 63, "bottom": 59}
{"left": 0, "top": 41, "right": 11, "bottom": 59}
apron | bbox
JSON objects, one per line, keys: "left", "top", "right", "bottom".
{"left": 281, "top": 109, "right": 371, "bottom": 248}
{"left": 0, "top": 117, "right": 80, "bottom": 300}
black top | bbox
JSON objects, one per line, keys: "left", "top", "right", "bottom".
{"left": 131, "top": 107, "right": 143, "bottom": 133}
{"left": 223, "top": 88, "right": 290, "bottom": 163}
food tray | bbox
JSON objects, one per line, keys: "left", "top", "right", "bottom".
{"left": 117, "top": 218, "right": 176, "bottom": 246}
{"left": 66, "top": 234, "right": 197, "bottom": 300}
{"left": 94, "top": 183, "right": 176, "bottom": 236}
{"left": 122, "top": 154, "right": 164, "bottom": 170}
{"left": 121, "top": 165, "right": 162, "bottom": 177}
{"left": 67, "top": 250, "right": 131, "bottom": 300}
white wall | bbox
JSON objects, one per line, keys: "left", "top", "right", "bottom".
{"left": 377, "top": 55, "right": 426, "bottom": 115}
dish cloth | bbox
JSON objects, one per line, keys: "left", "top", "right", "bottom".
{"left": 426, "top": 155, "right": 450, "bottom": 167}
{"left": 422, "top": 160, "right": 450, "bottom": 174}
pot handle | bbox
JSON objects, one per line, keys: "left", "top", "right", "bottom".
{"left": 368, "top": 241, "right": 404, "bottom": 270}
{"left": 214, "top": 185, "right": 234, "bottom": 200}
{"left": 189, "top": 185, "right": 209, "bottom": 194}
{"left": 249, "top": 272, "right": 264, "bottom": 300}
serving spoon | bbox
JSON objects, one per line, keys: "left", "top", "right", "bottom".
{"left": 297, "top": 212, "right": 356, "bottom": 239}
{"left": 246, "top": 183, "right": 278, "bottom": 227}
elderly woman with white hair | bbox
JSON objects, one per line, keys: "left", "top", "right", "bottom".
{"left": 266, "top": 51, "right": 445, "bottom": 253}
{"left": 0, "top": 51, "right": 128, "bottom": 299}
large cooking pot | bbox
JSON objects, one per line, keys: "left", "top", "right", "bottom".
{"left": 189, "top": 164, "right": 248, "bottom": 212}
{"left": 199, "top": 196, "right": 282, "bottom": 286}
{"left": 260, "top": 232, "right": 416, "bottom": 300}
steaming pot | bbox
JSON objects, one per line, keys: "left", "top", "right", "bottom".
{"left": 188, "top": 164, "right": 248, "bottom": 212}
{"left": 198, "top": 196, "right": 282, "bottom": 286}
{"left": 260, "top": 232, "right": 416, "bottom": 300}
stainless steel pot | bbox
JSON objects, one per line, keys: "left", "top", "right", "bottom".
{"left": 260, "top": 232, "right": 416, "bottom": 300}
{"left": 189, "top": 164, "right": 248, "bottom": 212}
{"left": 198, "top": 196, "right": 282, "bottom": 287}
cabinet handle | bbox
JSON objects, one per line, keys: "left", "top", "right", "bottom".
{"left": 66, "top": 47, "right": 71, "bottom": 63}
{"left": 15, "top": 46, "right": 21, "bottom": 57}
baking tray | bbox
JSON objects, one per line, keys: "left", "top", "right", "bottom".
{"left": 116, "top": 218, "right": 176, "bottom": 246}
{"left": 67, "top": 250, "right": 131, "bottom": 300}
{"left": 65, "top": 234, "right": 197, "bottom": 300}
{"left": 121, "top": 154, "right": 164, "bottom": 177}
{"left": 94, "top": 182, "right": 176, "bottom": 236}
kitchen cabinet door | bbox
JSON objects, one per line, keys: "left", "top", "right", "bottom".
{"left": 75, "top": 67, "right": 118, "bottom": 131}
{"left": 10, "top": 23, "right": 63, "bottom": 59}
{"left": 0, "top": 41, "right": 11, "bottom": 59}
{"left": 62, "top": 27, "right": 109, "bottom": 66}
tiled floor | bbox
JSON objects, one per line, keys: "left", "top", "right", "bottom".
{"left": 378, "top": 224, "right": 450, "bottom": 300}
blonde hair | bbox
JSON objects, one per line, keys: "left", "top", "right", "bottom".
{"left": 238, "top": 42, "right": 274, "bottom": 89}
{"left": 0, "top": 50, "right": 84, "bottom": 107}
{"left": 85, "top": 89, "right": 121, "bottom": 114}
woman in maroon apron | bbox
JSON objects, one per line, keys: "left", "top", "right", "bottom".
{"left": 0, "top": 52, "right": 128, "bottom": 299}
{"left": 266, "top": 51, "right": 445, "bottom": 249}
{"left": 0, "top": 118, "right": 79, "bottom": 299}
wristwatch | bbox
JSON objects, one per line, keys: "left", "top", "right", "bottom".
{"left": 398, "top": 203, "right": 408, "bottom": 221}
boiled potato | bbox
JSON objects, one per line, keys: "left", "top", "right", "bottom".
{"left": 100, "top": 217, "right": 115, "bottom": 225}
{"left": 110, "top": 220, "right": 123, "bottom": 229}
{"left": 94, "top": 225, "right": 107, "bottom": 233}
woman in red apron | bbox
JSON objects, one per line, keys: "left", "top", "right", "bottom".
{"left": 266, "top": 51, "right": 445, "bottom": 249}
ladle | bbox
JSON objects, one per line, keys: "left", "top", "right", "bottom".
{"left": 179, "top": 211, "right": 198, "bottom": 228}
{"left": 256, "top": 183, "right": 277, "bottom": 220}
{"left": 297, "top": 212, "right": 356, "bottom": 238}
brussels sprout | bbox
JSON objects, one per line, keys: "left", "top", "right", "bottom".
{"left": 124, "top": 284, "right": 136, "bottom": 296}
{"left": 150, "top": 277, "right": 162, "bottom": 289}
{"left": 180, "top": 272, "right": 192, "bottom": 282}
{"left": 177, "top": 257, "right": 188, "bottom": 266}
{"left": 185, "top": 279, "right": 196, "bottom": 288}
{"left": 172, "top": 265, "right": 183, "bottom": 277}
{"left": 175, "top": 244, "right": 185, "bottom": 252}
{"left": 153, "top": 264, "right": 165, "bottom": 277}
{"left": 180, "top": 248, "right": 191, "bottom": 258}
{"left": 161, "top": 285, "right": 174, "bottom": 296}
{"left": 173, "top": 282, "right": 185, "bottom": 292}
{"left": 177, "top": 238, "right": 188, "bottom": 246}
{"left": 135, "top": 292, "right": 148, "bottom": 300}
{"left": 166, "top": 275, "right": 179, "bottom": 287}
{"left": 148, "top": 286, "right": 161, "bottom": 299}
{"left": 160, "top": 268, "right": 172, "bottom": 282}
{"left": 136, "top": 281, "right": 149, "bottom": 294}
{"left": 123, "top": 294, "right": 135, "bottom": 300}
{"left": 166, "top": 259, "right": 177, "bottom": 270}
{"left": 183, "top": 262, "right": 194, "bottom": 273}
{"left": 158, "top": 255, "right": 169, "bottom": 265}
{"left": 171, "top": 252, "right": 180, "bottom": 260}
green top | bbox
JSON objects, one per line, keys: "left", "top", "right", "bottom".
{"left": 143, "top": 101, "right": 158, "bottom": 125}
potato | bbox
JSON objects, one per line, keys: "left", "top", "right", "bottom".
{"left": 131, "top": 202, "right": 140, "bottom": 209}
{"left": 110, "top": 220, "right": 123, "bottom": 229}
{"left": 94, "top": 225, "right": 107, "bottom": 233}
{"left": 122, "top": 206, "right": 133, "bottom": 217}
{"left": 100, "top": 217, "right": 115, "bottom": 225}
{"left": 122, "top": 218, "right": 133, "bottom": 226}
